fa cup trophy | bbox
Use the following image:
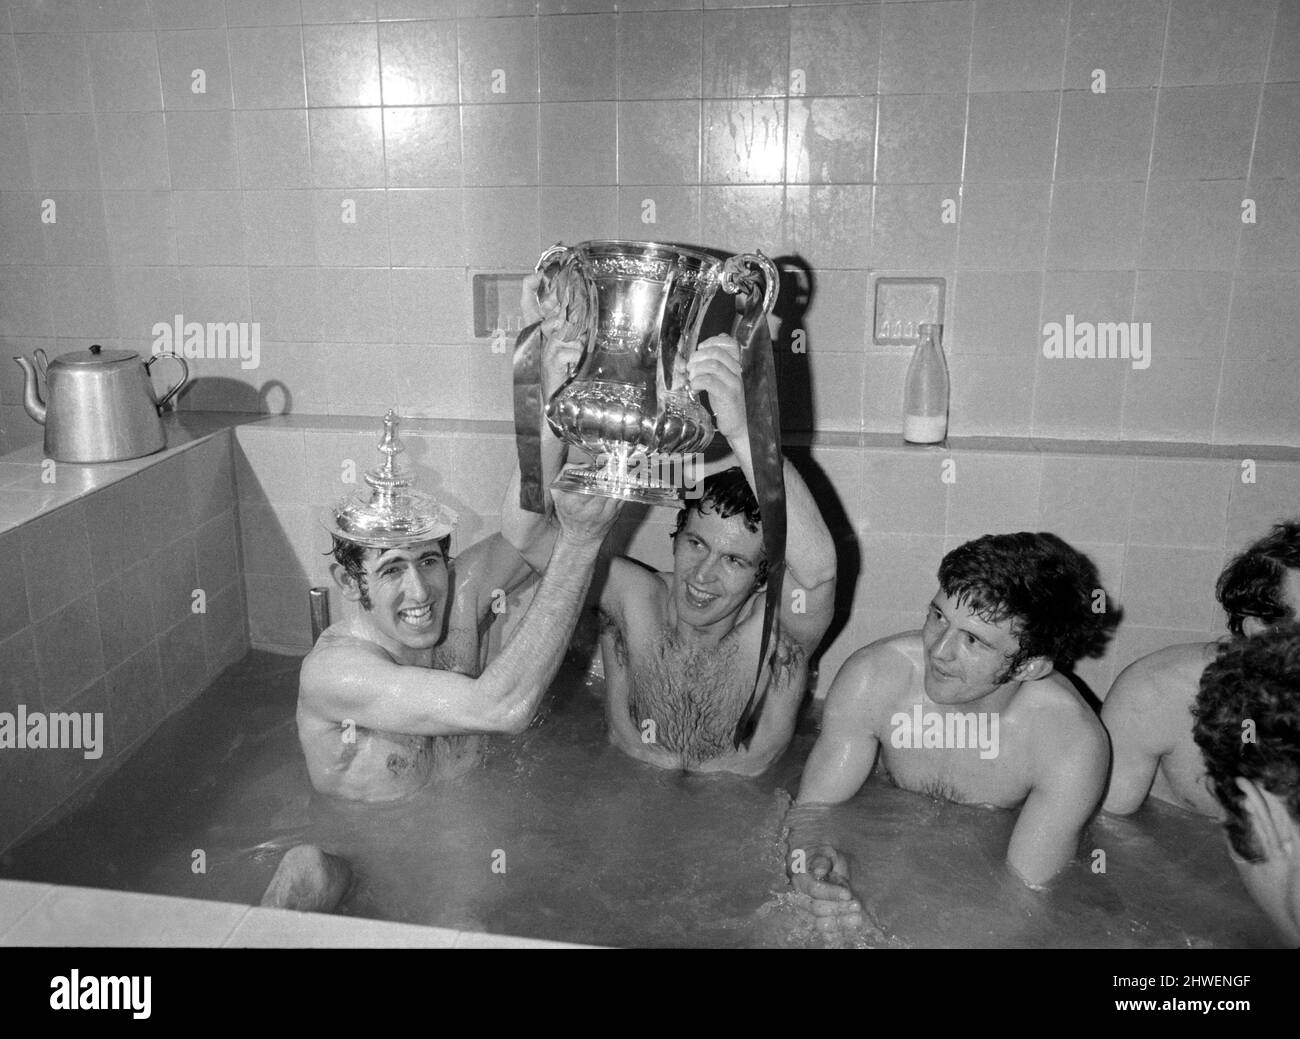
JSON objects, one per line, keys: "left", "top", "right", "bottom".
{"left": 511, "top": 239, "right": 787, "bottom": 749}
{"left": 528, "top": 240, "right": 779, "bottom": 506}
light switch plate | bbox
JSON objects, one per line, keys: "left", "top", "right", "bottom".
{"left": 471, "top": 271, "right": 528, "bottom": 340}
{"left": 873, "top": 277, "right": 946, "bottom": 346}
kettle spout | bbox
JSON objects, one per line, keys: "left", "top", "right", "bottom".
{"left": 12, "top": 355, "right": 47, "bottom": 425}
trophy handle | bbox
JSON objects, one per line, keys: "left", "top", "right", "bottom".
{"left": 719, "top": 251, "right": 780, "bottom": 319}
{"left": 535, "top": 242, "right": 570, "bottom": 275}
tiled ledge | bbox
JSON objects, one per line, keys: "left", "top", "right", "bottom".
{"left": 0, "top": 880, "right": 588, "bottom": 949}
{"left": 0, "top": 413, "right": 240, "bottom": 534}
{"left": 783, "top": 431, "right": 1300, "bottom": 461}
{"left": 223, "top": 412, "right": 1300, "bottom": 461}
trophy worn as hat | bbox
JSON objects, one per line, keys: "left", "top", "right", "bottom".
{"left": 323, "top": 410, "right": 457, "bottom": 549}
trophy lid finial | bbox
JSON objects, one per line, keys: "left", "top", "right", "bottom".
{"left": 322, "top": 411, "right": 457, "bottom": 549}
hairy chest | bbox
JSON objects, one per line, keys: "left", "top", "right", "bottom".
{"left": 876, "top": 709, "right": 1032, "bottom": 809}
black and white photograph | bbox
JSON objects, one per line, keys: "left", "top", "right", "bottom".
{"left": 0, "top": 0, "right": 1296, "bottom": 1007}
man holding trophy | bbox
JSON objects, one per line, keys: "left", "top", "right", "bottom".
{"left": 515, "top": 241, "right": 837, "bottom": 776}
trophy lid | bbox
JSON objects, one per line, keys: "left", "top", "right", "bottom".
{"left": 323, "top": 410, "right": 457, "bottom": 549}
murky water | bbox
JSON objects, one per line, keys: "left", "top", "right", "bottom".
{"left": 0, "top": 652, "right": 1280, "bottom": 947}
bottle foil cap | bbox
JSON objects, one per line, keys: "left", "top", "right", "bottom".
{"left": 322, "top": 410, "right": 457, "bottom": 548}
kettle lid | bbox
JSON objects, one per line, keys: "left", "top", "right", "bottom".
{"left": 51, "top": 343, "right": 139, "bottom": 367}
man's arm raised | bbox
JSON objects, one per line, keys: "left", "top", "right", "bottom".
{"left": 303, "top": 489, "right": 621, "bottom": 738}
{"left": 687, "top": 336, "right": 837, "bottom": 652}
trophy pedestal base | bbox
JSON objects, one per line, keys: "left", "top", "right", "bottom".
{"left": 551, "top": 462, "right": 684, "bottom": 508}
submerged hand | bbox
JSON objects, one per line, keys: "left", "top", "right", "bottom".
{"left": 789, "top": 845, "right": 863, "bottom": 932}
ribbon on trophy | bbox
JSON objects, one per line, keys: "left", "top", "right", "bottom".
{"left": 513, "top": 249, "right": 588, "bottom": 515}
{"left": 512, "top": 318, "right": 549, "bottom": 515}
{"left": 722, "top": 255, "right": 787, "bottom": 751}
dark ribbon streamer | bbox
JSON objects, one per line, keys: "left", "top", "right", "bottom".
{"left": 512, "top": 319, "right": 548, "bottom": 516}
{"left": 730, "top": 287, "right": 787, "bottom": 751}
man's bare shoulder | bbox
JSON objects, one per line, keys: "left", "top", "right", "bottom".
{"left": 1104, "top": 641, "right": 1218, "bottom": 714}
{"left": 1131, "top": 641, "right": 1217, "bottom": 683}
{"left": 300, "top": 627, "right": 395, "bottom": 705}
{"left": 826, "top": 630, "right": 922, "bottom": 711}
{"left": 1017, "top": 672, "right": 1110, "bottom": 772}
{"left": 602, "top": 554, "right": 666, "bottom": 609}
{"left": 608, "top": 553, "right": 662, "bottom": 584}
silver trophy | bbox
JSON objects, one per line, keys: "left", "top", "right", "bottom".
{"left": 536, "top": 239, "right": 779, "bottom": 506}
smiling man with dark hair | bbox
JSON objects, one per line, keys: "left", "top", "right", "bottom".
{"left": 522, "top": 273, "right": 838, "bottom": 777}
{"left": 589, "top": 339, "right": 835, "bottom": 776}
{"left": 785, "top": 532, "right": 1111, "bottom": 928}
{"left": 296, "top": 413, "right": 620, "bottom": 803}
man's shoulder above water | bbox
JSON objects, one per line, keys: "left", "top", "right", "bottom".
{"left": 1102, "top": 640, "right": 1222, "bottom": 817}
{"left": 300, "top": 622, "right": 407, "bottom": 703}
{"left": 1108, "top": 641, "right": 1218, "bottom": 702}
{"left": 1101, "top": 641, "right": 1221, "bottom": 755}
{"left": 831, "top": 630, "right": 1105, "bottom": 748}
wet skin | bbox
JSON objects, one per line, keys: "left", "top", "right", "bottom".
{"left": 600, "top": 507, "right": 808, "bottom": 775}
{"left": 298, "top": 541, "right": 491, "bottom": 803}
{"left": 789, "top": 591, "right": 1110, "bottom": 929}
{"left": 1103, "top": 568, "right": 1300, "bottom": 818}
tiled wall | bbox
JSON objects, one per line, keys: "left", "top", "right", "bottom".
{"left": 798, "top": 440, "right": 1300, "bottom": 698}
{"left": 0, "top": 432, "right": 247, "bottom": 853}
{"left": 233, "top": 414, "right": 1300, "bottom": 707}
{"left": 1, "top": 0, "right": 1297, "bottom": 457}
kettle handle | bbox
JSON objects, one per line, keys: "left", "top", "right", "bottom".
{"left": 146, "top": 350, "right": 190, "bottom": 410}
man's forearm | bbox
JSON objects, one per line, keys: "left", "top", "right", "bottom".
{"left": 780, "top": 459, "right": 837, "bottom": 590}
{"left": 476, "top": 531, "right": 602, "bottom": 730}
{"left": 500, "top": 467, "right": 557, "bottom": 572}
{"left": 719, "top": 442, "right": 836, "bottom": 592}
{"left": 784, "top": 801, "right": 841, "bottom": 868}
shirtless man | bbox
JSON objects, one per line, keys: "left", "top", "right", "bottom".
{"left": 1103, "top": 520, "right": 1300, "bottom": 817}
{"left": 1193, "top": 623, "right": 1300, "bottom": 947}
{"left": 297, "top": 432, "right": 620, "bottom": 803}
{"left": 786, "top": 532, "right": 1110, "bottom": 928}
{"left": 522, "top": 274, "right": 837, "bottom": 775}
{"left": 598, "top": 449, "right": 835, "bottom": 775}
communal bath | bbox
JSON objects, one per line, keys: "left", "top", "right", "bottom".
{"left": 0, "top": 649, "right": 1280, "bottom": 948}
{"left": 1, "top": 415, "right": 1298, "bottom": 948}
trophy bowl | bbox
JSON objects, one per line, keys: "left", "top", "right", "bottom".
{"left": 538, "top": 239, "right": 778, "bottom": 506}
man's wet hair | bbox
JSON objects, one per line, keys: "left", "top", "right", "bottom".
{"left": 1216, "top": 520, "right": 1300, "bottom": 637}
{"left": 329, "top": 534, "right": 451, "bottom": 611}
{"left": 671, "top": 467, "right": 768, "bottom": 586}
{"left": 1192, "top": 623, "right": 1300, "bottom": 862}
{"left": 937, "top": 531, "right": 1106, "bottom": 676}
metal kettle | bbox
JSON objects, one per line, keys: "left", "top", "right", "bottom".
{"left": 12, "top": 345, "right": 190, "bottom": 463}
